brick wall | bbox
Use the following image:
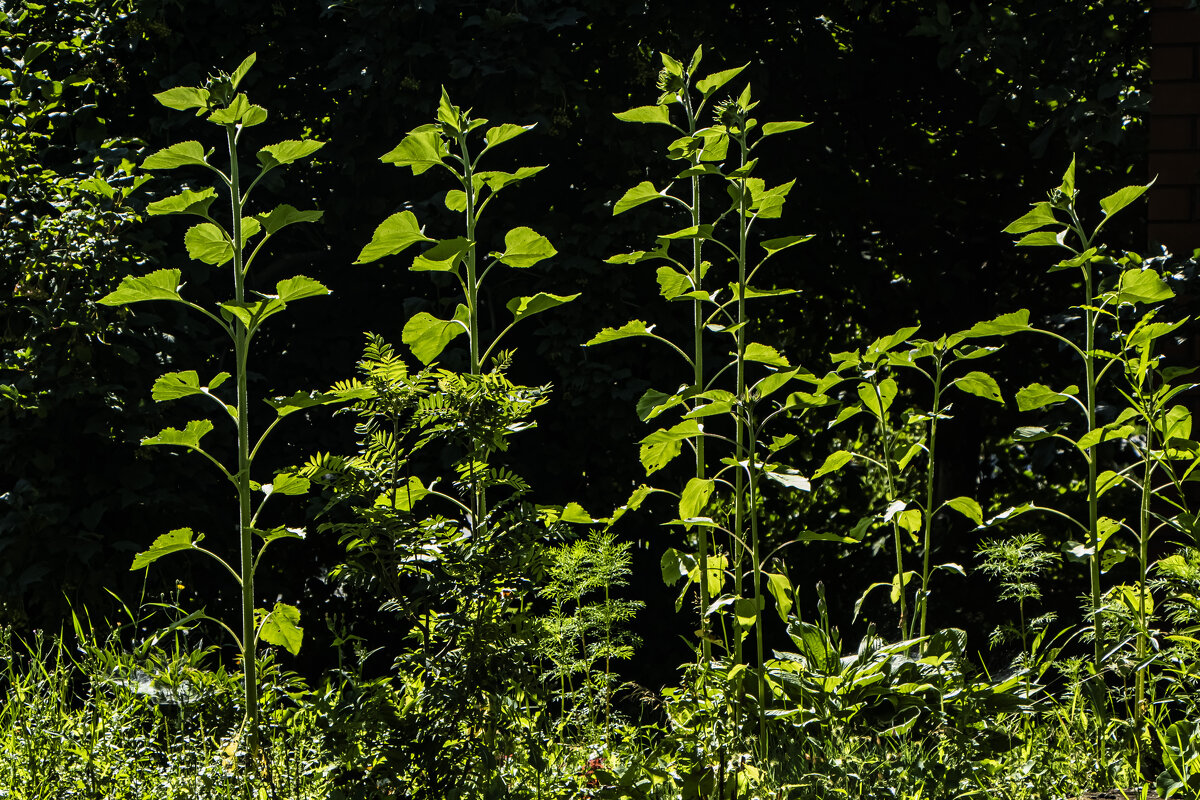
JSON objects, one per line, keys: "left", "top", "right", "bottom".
{"left": 1150, "top": 0, "right": 1200, "bottom": 253}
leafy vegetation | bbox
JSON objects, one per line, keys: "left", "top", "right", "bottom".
{"left": 2, "top": 4, "right": 1193, "bottom": 799}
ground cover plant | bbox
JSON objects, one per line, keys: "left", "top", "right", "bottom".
{"left": 2, "top": 8, "right": 1195, "bottom": 800}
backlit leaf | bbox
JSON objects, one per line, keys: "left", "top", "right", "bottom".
{"left": 614, "top": 181, "right": 667, "bottom": 216}
{"left": 586, "top": 320, "right": 657, "bottom": 346}
{"left": 962, "top": 310, "right": 1031, "bottom": 338}
{"left": 767, "top": 472, "right": 810, "bottom": 491}
{"left": 812, "top": 450, "right": 853, "bottom": 480}
{"left": 99, "top": 269, "right": 185, "bottom": 306}
{"left": 143, "top": 141, "right": 209, "bottom": 170}
{"left": 131, "top": 528, "right": 202, "bottom": 571}
{"left": 355, "top": 211, "right": 433, "bottom": 264}
{"left": 766, "top": 572, "right": 793, "bottom": 621}
{"left": 1002, "top": 202, "right": 1058, "bottom": 234}
{"left": 640, "top": 419, "right": 701, "bottom": 474}
{"left": 275, "top": 275, "right": 330, "bottom": 303}
{"left": 953, "top": 371, "right": 1003, "bottom": 404}
{"left": 484, "top": 123, "right": 534, "bottom": 149}
{"left": 258, "top": 602, "right": 303, "bottom": 656}
{"left": 257, "top": 139, "right": 325, "bottom": 168}
{"left": 147, "top": 187, "right": 218, "bottom": 217}
{"left": 402, "top": 307, "right": 469, "bottom": 364}
{"left": 944, "top": 497, "right": 983, "bottom": 526}
{"left": 413, "top": 238, "right": 471, "bottom": 272}
{"left": 185, "top": 223, "right": 232, "bottom": 265}
{"left": 680, "top": 477, "right": 715, "bottom": 520}
{"left": 1099, "top": 184, "right": 1149, "bottom": 218}
{"left": 142, "top": 419, "right": 214, "bottom": 451}
{"left": 506, "top": 292, "right": 579, "bottom": 323}
{"left": 153, "top": 87, "right": 211, "bottom": 113}
{"left": 1016, "top": 383, "right": 1078, "bottom": 412}
{"left": 744, "top": 342, "right": 790, "bottom": 367}
{"left": 614, "top": 105, "right": 673, "bottom": 125}
{"left": 494, "top": 227, "right": 556, "bottom": 268}
{"left": 761, "top": 121, "right": 812, "bottom": 137}
{"left": 380, "top": 130, "right": 448, "bottom": 174}
{"left": 256, "top": 204, "right": 323, "bottom": 235}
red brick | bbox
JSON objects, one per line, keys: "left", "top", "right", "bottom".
{"left": 1153, "top": 10, "right": 1200, "bottom": 43}
{"left": 1153, "top": 46, "right": 1196, "bottom": 80}
{"left": 1149, "top": 221, "right": 1200, "bottom": 254}
{"left": 1150, "top": 152, "right": 1200, "bottom": 182}
{"left": 1150, "top": 115, "right": 1195, "bottom": 150}
{"left": 1150, "top": 186, "right": 1192, "bottom": 220}
{"left": 1152, "top": 82, "right": 1200, "bottom": 114}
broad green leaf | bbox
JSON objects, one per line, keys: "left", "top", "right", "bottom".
{"left": 506, "top": 292, "right": 579, "bottom": 323}
{"left": 413, "top": 237, "right": 471, "bottom": 272}
{"left": 374, "top": 476, "right": 428, "bottom": 511}
{"left": 614, "top": 181, "right": 667, "bottom": 216}
{"left": 767, "top": 472, "right": 810, "bottom": 491}
{"left": 1015, "top": 383, "right": 1078, "bottom": 412}
{"left": 557, "top": 501, "right": 595, "bottom": 524}
{"left": 761, "top": 234, "right": 813, "bottom": 254}
{"left": 1114, "top": 269, "right": 1174, "bottom": 305}
{"left": 586, "top": 320, "right": 657, "bottom": 346}
{"left": 153, "top": 86, "right": 211, "bottom": 112}
{"left": 266, "top": 472, "right": 310, "bottom": 497}
{"left": 766, "top": 572, "right": 793, "bottom": 621}
{"left": 1162, "top": 404, "right": 1193, "bottom": 442}
{"left": 636, "top": 388, "right": 684, "bottom": 421}
{"left": 696, "top": 64, "right": 746, "bottom": 95}
{"left": 962, "top": 310, "right": 1031, "bottom": 338}
{"left": 735, "top": 284, "right": 799, "bottom": 300}
{"left": 380, "top": 130, "right": 448, "bottom": 174}
{"left": 661, "top": 548, "right": 695, "bottom": 586}
{"left": 230, "top": 53, "right": 256, "bottom": 88}
{"left": 207, "top": 92, "right": 253, "bottom": 124}
{"left": 256, "top": 204, "right": 323, "bottom": 235}
{"left": 147, "top": 187, "right": 218, "bottom": 217}
{"left": 659, "top": 224, "right": 714, "bottom": 241}
{"left": 220, "top": 299, "right": 285, "bottom": 330}
{"left": 744, "top": 342, "right": 790, "bottom": 367}
{"left": 812, "top": 450, "right": 853, "bottom": 480}
{"left": 613, "top": 105, "right": 673, "bottom": 125}
{"left": 858, "top": 377, "right": 897, "bottom": 420}
{"left": 445, "top": 190, "right": 468, "bottom": 213}
{"left": 257, "top": 139, "right": 325, "bottom": 168}
{"left": 657, "top": 266, "right": 693, "bottom": 301}
{"left": 259, "top": 602, "right": 303, "bottom": 656}
{"left": 402, "top": 306, "right": 469, "bottom": 364}
{"left": 475, "top": 165, "right": 546, "bottom": 191}
{"left": 142, "top": 419, "right": 214, "bottom": 450}
{"left": 265, "top": 390, "right": 345, "bottom": 417}
{"left": 99, "top": 269, "right": 184, "bottom": 306}
{"left": 640, "top": 419, "right": 701, "bottom": 474}
{"left": 355, "top": 211, "right": 433, "bottom": 264}
{"left": 897, "top": 509, "right": 922, "bottom": 536}
{"left": 253, "top": 525, "right": 305, "bottom": 544}
{"left": 953, "top": 371, "right": 1003, "bottom": 403}
{"left": 867, "top": 325, "right": 920, "bottom": 357}
{"left": 787, "top": 620, "right": 835, "bottom": 673}
{"left": 944, "top": 497, "right": 983, "bottom": 525}
{"left": 761, "top": 121, "right": 812, "bottom": 137}
{"left": 756, "top": 368, "right": 800, "bottom": 400}
{"left": 1077, "top": 422, "right": 1137, "bottom": 451}
{"left": 275, "top": 275, "right": 330, "bottom": 303}
{"left": 1128, "top": 318, "right": 1188, "bottom": 350}
{"left": 185, "top": 223, "right": 232, "bottom": 265}
{"left": 484, "top": 123, "right": 534, "bottom": 149}
{"left": 1099, "top": 184, "right": 1149, "bottom": 218}
{"left": 1015, "top": 231, "right": 1061, "bottom": 247}
{"left": 131, "top": 528, "right": 202, "bottom": 571}
{"left": 1060, "top": 156, "right": 1076, "bottom": 197}
{"left": 151, "top": 370, "right": 230, "bottom": 403}
{"left": 680, "top": 477, "right": 715, "bottom": 520}
{"left": 142, "top": 141, "right": 209, "bottom": 170}
{"left": 1097, "top": 469, "right": 1126, "bottom": 498}
{"left": 896, "top": 442, "right": 923, "bottom": 471}
{"left": 494, "top": 227, "right": 556, "bottom": 268}
{"left": 1002, "top": 202, "right": 1058, "bottom": 234}
{"left": 734, "top": 598, "right": 757, "bottom": 629}
{"left": 1013, "top": 426, "right": 1056, "bottom": 442}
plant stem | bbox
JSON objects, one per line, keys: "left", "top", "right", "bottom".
{"left": 917, "top": 353, "right": 945, "bottom": 645}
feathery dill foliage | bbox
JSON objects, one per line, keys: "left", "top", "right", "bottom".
{"left": 977, "top": 532, "right": 1058, "bottom": 653}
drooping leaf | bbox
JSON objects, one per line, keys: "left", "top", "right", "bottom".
{"left": 402, "top": 307, "right": 469, "bottom": 364}
{"left": 760, "top": 234, "right": 813, "bottom": 254}
{"left": 506, "top": 292, "right": 579, "bottom": 323}
{"left": 586, "top": 320, "right": 657, "bottom": 346}
{"left": 812, "top": 450, "right": 853, "bottom": 480}
{"left": 953, "top": 371, "right": 1004, "bottom": 404}
{"left": 256, "top": 204, "right": 323, "bottom": 235}
{"left": 152, "top": 86, "right": 211, "bottom": 113}
{"left": 613, "top": 105, "right": 673, "bottom": 125}
{"left": 257, "top": 140, "right": 325, "bottom": 169}
{"left": 1015, "top": 383, "right": 1078, "bottom": 412}
{"left": 680, "top": 478, "right": 715, "bottom": 521}
{"left": 944, "top": 497, "right": 983, "bottom": 526}
{"left": 640, "top": 420, "right": 701, "bottom": 474}
{"left": 185, "top": 223, "right": 233, "bottom": 265}
{"left": 493, "top": 227, "right": 556, "bottom": 268}
{"left": 858, "top": 378, "right": 897, "bottom": 420}
{"left": 380, "top": 130, "right": 448, "bottom": 174}
{"left": 99, "top": 269, "right": 185, "bottom": 306}
{"left": 660, "top": 548, "right": 695, "bottom": 587}
{"left": 1015, "top": 231, "right": 1062, "bottom": 247}
{"left": 656, "top": 266, "right": 693, "bottom": 301}
{"left": 258, "top": 602, "right": 303, "bottom": 656}
{"left": 131, "top": 528, "right": 202, "bottom": 571}
{"left": 355, "top": 211, "right": 433, "bottom": 264}
{"left": 142, "top": 141, "right": 209, "bottom": 170}
{"left": 147, "top": 187, "right": 218, "bottom": 217}
{"left": 142, "top": 419, "right": 214, "bottom": 451}
{"left": 734, "top": 598, "right": 758, "bottom": 629}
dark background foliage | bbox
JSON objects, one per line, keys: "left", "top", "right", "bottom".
{"left": 0, "top": 0, "right": 1150, "bottom": 688}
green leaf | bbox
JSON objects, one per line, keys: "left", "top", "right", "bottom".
{"left": 585, "top": 320, "right": 657, "bottom": 346}
{"left": 275, "top": 275, "right": 330, "bottom": 303}
{"left": 185, "top": 223, "right": 233, "bottom": 265}
{"left": 614, "top": 181, "right": 667, "bottom": 216}
{"left": 766, "top": 572, "right": 793, "bottom": 622}
{"left": 153, "top": 86, "right": 211, "bottom": 113}
{"left": 506, "top": 292, "right": 579, "bottom": 323}
{"left": 142, "top": 141, "right": 209, "bottom": 170}
{"left": 265, "top": 390, "right": 345, "bottom": 417}
{"left": 474, "top": 165, "right": 546, "bottom": 191}
{"left": 660, "top": 548, "right": 695, "bottom": 586}
{"left": 858, "top": 378, "right": 897, "bottom": 421}
{"left": 380, "top": 130, "right": 448, "bottom": 174}
{"left": 696, "top": 64, "right": 746, "bottom": 95}
{"left": 1015, "top": 383, "right": 1078, "bottom": 412}
{"left": 680, "top": 478, "right": 715, "bottom": 520}
{"left": 1015, "top": 231, "right": 1062, "bottom": 247}
{"left": 897, "top": 509, "right": 922, "bottom": 535}
{"left": 493, "top": 227, "right": 556, "bottom": 268}
{"left": 413, "top": 237, "right": 471, "bottom": 272}
{"left": 131, "top": 528, "right": 202, "bottom": 571}
{"left": 953, "top": 371, "right": 1003, "bottom": 404}
{"left": 230, "top": 53, "right": 256, "bottom": 88}
{"left": 962, "top": 310, "right": 1031, "bottom": 338}
{"left": 256, "top": 204, "right": 323, "bottom": 235}
{"left": 812, "top": 450, "right": 853, "bottom": 480}
{"left": 761, "top": 121, "right": 812, "bottom": 137}
{"left": 142, "top": 419, "right": 214, "bottom": 451}
{"left": 640, "top": 420, "right": 701, "bottom": 474}
{"left": 266, "top": 472, "right": 310, "bottom": 497}
{"left": 656, "top": 266, "right": 693, "bottom": 301}
{"left": 1002, "top": 202, "right": 1058, "bottom": 234}
{"left": 1099, "top": 185, "right": 1149, "bottom": 218}
{"left": 1114, "top": 269, "right": 1174, "bottom": 305}
{"left": 734, "top": 597, "right": 757, "bottom": 629}
{"left": 99, "top": 269, "right": 184, "bottom": 306}
{"left": 355, "top": 211, "right": 433, "bottom": 264}
{"left": 944, "top": 497, "right": 983, "bottom": 526}
{"left": 557, "top": 501, "right": 594, "bottom": 524}
{"left": 220, "top": 299, "right": 284, "bottom": 330}
{"left": 613, "top": 105, "right": 673, "bottom": 125}
{"left": 484, "top": 123, "right": 533, "bottom": 149}
{"left": 636, "top": 388, "right": 685, "bottom": 421}
{"left": 402, "top": 306, "right": 469, "bottom": 364}
{"left": 1077, "top": 421, "right": 1138, "bottom": 451}
{"left": 659, "top": 224, "right": 714, "bottom": 240}
{"left": 257, "top": 140, "right": 325, "bottom": 168}
{"left": 374, "top": 476, "right": 428, "bottom": 511}
{"left": 207, "top": 93, "right": 253, "bottom": 125}
{"left": 151, "top": 370, "right": 230, "bottom": 403}
{"left": 766, "top": 472, "right": 810, "bottom": 491}
{"left": 744, "top": 342, "right": 790, "bottom": 367}
{"left": 147, "top": 187, "right": 218, "bottom": 217}
{"left": 760, "top": 234, "right": 813, "bottom": 254}
{"left": 259, "top": 602, "right": 303, "bottom": 656}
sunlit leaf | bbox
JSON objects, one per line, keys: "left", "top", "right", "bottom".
{"left": 143, "top": 141, "right": 209, "bottom": 170}
{"left": 99, "top": 269, "right": 185, "bottom": 306}
{"left": 493, "top": 227, "right": 556, "bottom": 268}
{"left": 131, "top": 528, "right": 202, "bottom": 571}
{"left": 355, "top": 211, "right": 433, "bottom": 264}
{"left": 258, "top": 602, "right": 303, "bottom": 655}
